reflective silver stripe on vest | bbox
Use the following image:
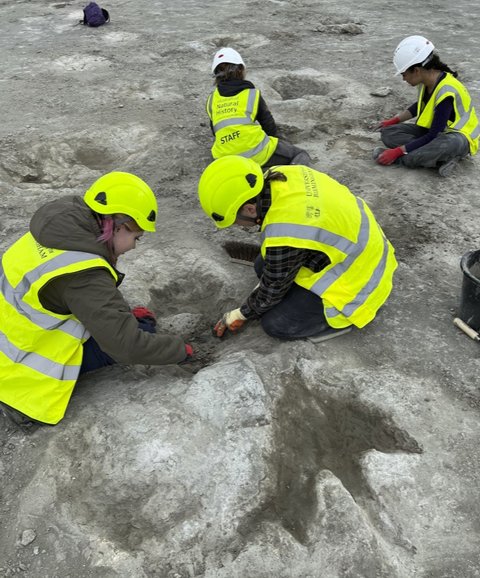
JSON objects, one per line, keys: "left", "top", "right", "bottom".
{"left": 212, "top": 89, "right": 257, "bottom": 133}
{"left": 0, "top": 329, "right": 79, "bottom": 381}
{"left": 436, "top": 85, "right": 467, "bottom": 117}
{"left": 214, "top": 117, "right": 258, "bottom": 132}
{"left": 310, "top": 198, "right": 369, "bottom": 296}
{"left": 239, "top": 134, "right": 271, "bottom": 159}
{"left": 0, "top": 250, "right": 108, "bottom": 338}
{"left": 1, "top": 269, "right": 86, "bottom": 338}
{"left": 261, "top": 198, "right": 366, "bottom": 255}
{"left": 325, "top": 233, "right": 389, "bottom": 318}
{"left": 262, "top": 197, "right": 386, "bottom": 318}
{"left": 261, "top": 221, "right": 353, "bottom": 252}
{"left": 471, "top": 123, "right": 480, "bottom": 139}
{"left": 436, "top": 84, "right": 479, "bottom": 138}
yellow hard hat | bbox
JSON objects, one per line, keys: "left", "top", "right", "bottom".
{"left": 198, "top": 156, "right": 264, "bottom": 228}
{"left": 84, "top": 171, "right": 158, "bottom": 232}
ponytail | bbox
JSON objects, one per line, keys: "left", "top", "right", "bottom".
{"left": 264, "top": 169, "right": 287, "bottom": 184}
{"left": 422, "top": 53, "right": 458, "bottom": 78}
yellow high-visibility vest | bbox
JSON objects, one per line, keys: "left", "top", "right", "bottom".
{"left": 261, "top": 166, "right": 398, "bottom": 329}
{"left": 207, "top": 87, "right": 278, "bottom": 165}
{"left": 0, "top": 232, "right": 118, "bottom": 424}
{"left": 416, "top": 72, "right": 479, "bottom": 155}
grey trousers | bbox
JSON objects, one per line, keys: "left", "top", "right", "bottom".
{"left": 380, "top": 124, "right": 469, "bottom": 168}
{"left": 264, "top": 139, "right": 313, "bottom": 168}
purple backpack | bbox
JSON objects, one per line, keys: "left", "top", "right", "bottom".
{"left": 82, "top": 2, "right": 110, "bottom": 27}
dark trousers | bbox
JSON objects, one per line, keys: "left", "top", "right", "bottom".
{"left": 80, "top": 319, "right": 156, "bottom": 374}
{"left": 380, "top": 124, "right": 469, "bottom": 168}
{"left": 253, "top": 256, "right": 331, "bottom": 339}
{"left": 264, "top": 139, "right": 313, "bottom": 168}
{"left": 0, "top": 319, "right": 157, "bottom": 427}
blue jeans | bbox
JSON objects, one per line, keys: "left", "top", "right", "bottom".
{"left": 80, "top": 319, "right": 156, "bottom": 374}
{"left": 254, "top": 256, "right": 331, "bottom": 340}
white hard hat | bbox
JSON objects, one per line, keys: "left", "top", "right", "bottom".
{"left": 393, "top": 35, "right": 435, "bottom": 75}
{"left": 211, "top": 47, "right": 245, "bottom": 74}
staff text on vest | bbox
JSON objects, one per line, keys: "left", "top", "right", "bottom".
{"left": 220, "top": 131, "right": 241, "bottom": 145}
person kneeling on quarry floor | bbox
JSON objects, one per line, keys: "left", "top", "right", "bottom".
{"left": 0, "top": 171, "right": 193, "bottom": 427}
{"left": 198, "top": 156, "right": 398, "bottom": 341}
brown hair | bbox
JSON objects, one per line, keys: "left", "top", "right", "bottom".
{"left": 264, "top": 169, "right": 288, "bottom": 183}
{"left": 214, "top": 63, "right": 246, "bottom": 84}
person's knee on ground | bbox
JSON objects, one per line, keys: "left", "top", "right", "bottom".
{"left": 0, "top": 402, "right": 40, "bottom": 430}
{"left": 380, "top": 124, "right": 427, "bottom": 149}
{"left": 399, "top": 132, "right": 470, "bottom": 170}
{"left": 265, "top": 139, "right": 313, "bottom": 168}
{"left": 291, "top": 149, "right": 313, "bottom": 167}
{"left": 260, "top": 301, "right": 331, "bottom": 340}
{"left": 381, "top": 127, "right": 411, "bottom": 149}
{"left": 260, "top": 311, "right": 340, "bottom": 340}
{"left": 260, "top": 312, "right": 299, "bottom": 340}
{"left": 380, "top": 127, "right": 399, "bottom": 149}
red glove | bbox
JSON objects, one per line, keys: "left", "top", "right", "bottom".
{"left": 184, "top": 344, "right": 194, "bottom": 358}
{"left": 379, "top": 116, "right": 400, "bottom": 128}
{"left": 377, "top": 147, "right": 404, "bottom": 165}
{"left": 132, "top": 306, "right": 156, "bottom": 325}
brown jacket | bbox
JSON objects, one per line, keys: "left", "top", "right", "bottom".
{"left": 29, "top": 196, "right": 186, "bottom": 365}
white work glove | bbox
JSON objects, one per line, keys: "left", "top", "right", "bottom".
{"left": 213, "top": 308, "right": 247, "bottom": 338}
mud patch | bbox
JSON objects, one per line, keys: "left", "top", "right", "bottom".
{"left": 75, "top": 143, "right": 120, "bottom": 171}
{"left": 267, "top": 373, "right": 421, "bottom": 544}
{"left": 272, "top": 74, "right": 330, "bottom": 100}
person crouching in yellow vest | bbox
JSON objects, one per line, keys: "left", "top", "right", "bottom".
{"left": 207, "top": 47, "right": 313, "bottom": 168}
{"left": 198, "top": 156, "right": 398, "bottom": 341}
{"left": 373, "top": 35, "right": 479, "bottom": 177}
{"left": 0, "top": 172, "right": 194, "bottom": 427}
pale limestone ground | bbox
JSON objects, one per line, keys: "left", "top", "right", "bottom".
{"left": 0, "top": 1, "right": 479, "bottom": 577}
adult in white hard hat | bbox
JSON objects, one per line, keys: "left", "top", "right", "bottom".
{"left": 373, "top": 35, "right": 479, "bottom": 177}
{"left": 206, "top": 47, "right": 313, "bottom": 168}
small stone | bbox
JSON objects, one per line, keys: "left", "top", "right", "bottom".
{"left": 33, "top": 547, "right": 39, "bottom": 555}
{"left": 370, "top": 86, "right": 392, "bottom": 97}
{"left": 20, "top": 529, "right": 36, "bottom": 546}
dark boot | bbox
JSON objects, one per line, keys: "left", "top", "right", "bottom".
{"left": 0, "top": 402, "right": 37, "bottom": 430}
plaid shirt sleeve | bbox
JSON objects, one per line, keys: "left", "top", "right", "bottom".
{"left": 240, "top": 246, "right": 323, "bottom": 319}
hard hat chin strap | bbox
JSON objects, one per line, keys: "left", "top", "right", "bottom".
{"left": 421, "top": 52, "right": 434, "bottom": 67}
